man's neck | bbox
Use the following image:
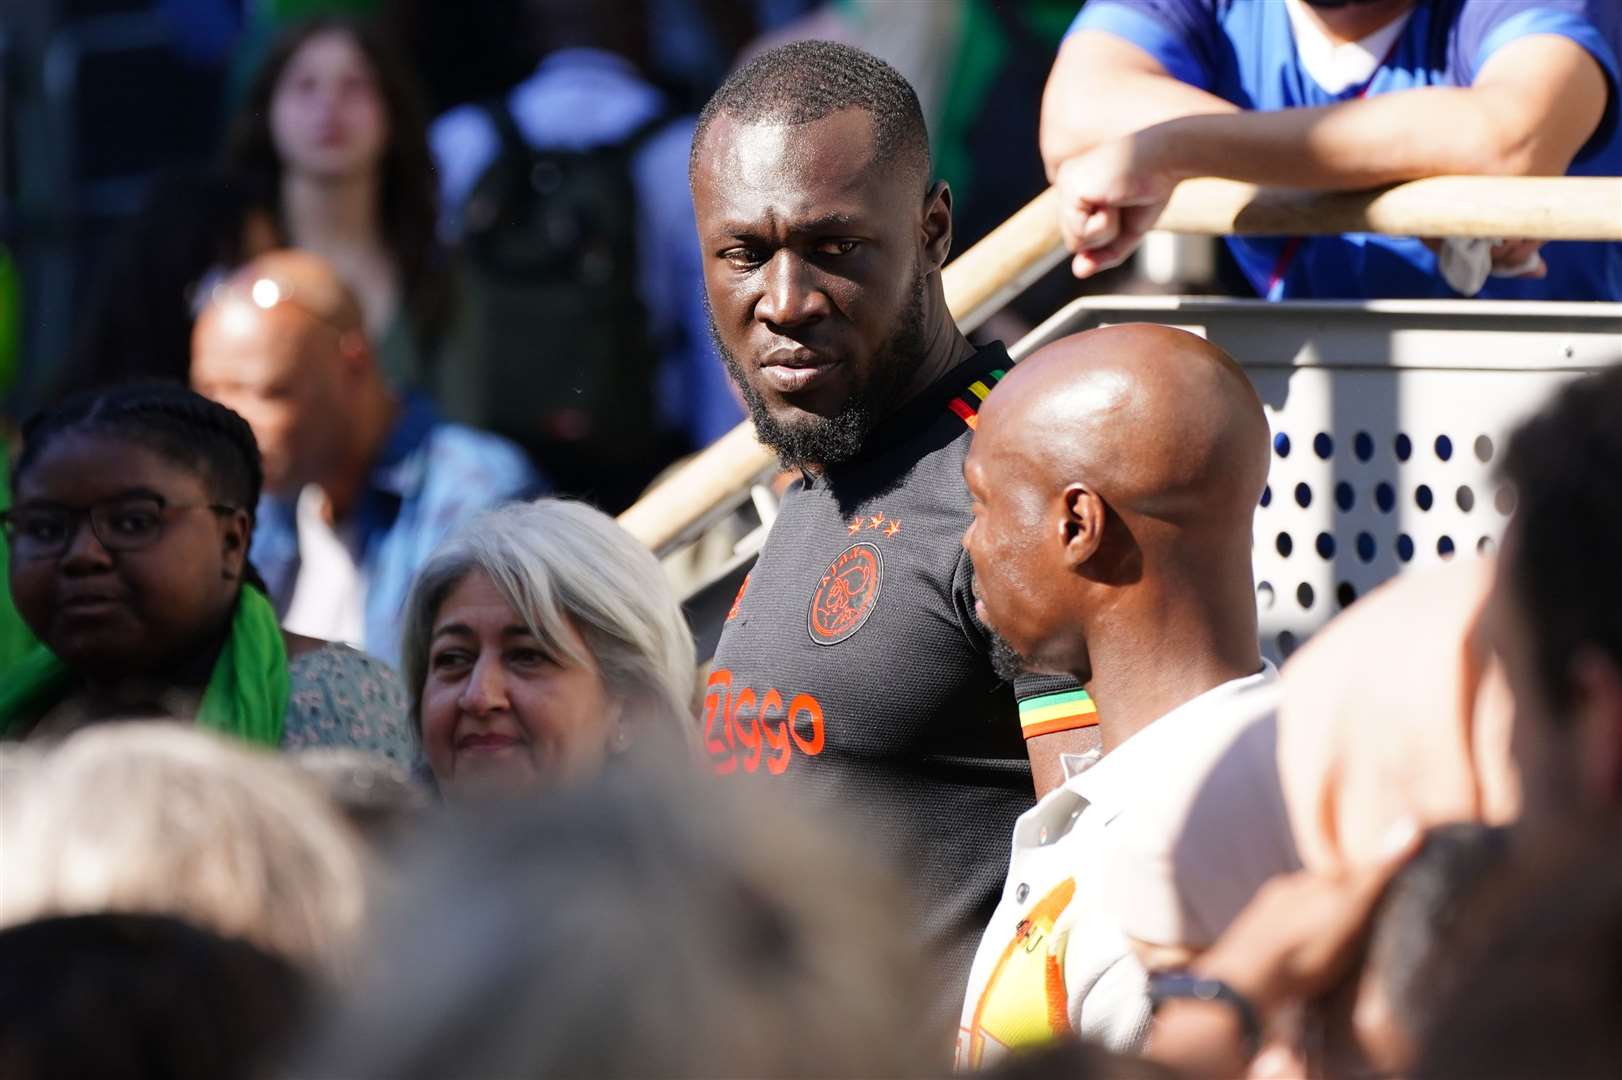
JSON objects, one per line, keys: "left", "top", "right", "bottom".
{"left": 899, "top": 285, "right": 978, "bottom": 407}
{"left": 281, "top": 170, "right": 381, "bottom": 250}
{"left": 800, "top": 285, "right": 974, "bottom": 477}
{"left": 1294, "top": 0, "right": 1416, "bottom": 46}
{"left": 1081, "top": 602, "right": 1262, "bottom": 755}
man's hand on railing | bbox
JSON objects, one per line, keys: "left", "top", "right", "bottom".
{"left": 1054, "top": 133, "right": 1179, "bottom": 279}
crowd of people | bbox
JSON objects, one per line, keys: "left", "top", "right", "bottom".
{"left": 3, "top": 1, "right": 1621, "bottom": 1077}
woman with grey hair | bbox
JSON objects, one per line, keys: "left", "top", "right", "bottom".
{"left": 399, "top": 499, "right": 698, "bottom": 798}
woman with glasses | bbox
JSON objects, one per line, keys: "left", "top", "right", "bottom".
{"left": 0, "top": 383, "right": 416, "bottom": 764}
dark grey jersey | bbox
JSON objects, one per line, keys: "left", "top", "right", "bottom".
{"left": 707, "top": 345, "right": 1046, "bottom": 1010}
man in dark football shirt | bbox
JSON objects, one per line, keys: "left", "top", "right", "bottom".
{"left": 689, "top": 40, "right": 1093, "bottom": 1022}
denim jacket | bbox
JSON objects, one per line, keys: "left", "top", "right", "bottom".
{"left": 251, "top": 396, "right": 542, "bottom": 666}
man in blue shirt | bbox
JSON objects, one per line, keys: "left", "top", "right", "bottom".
{"left": 191, "top": 250, "right": 541, "bottom": 667}
{"left": 1041, "top": 0, "right": 1620, "bottom": 300}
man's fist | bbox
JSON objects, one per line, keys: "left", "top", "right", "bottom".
{"left": 1055, "top": 132, "right": 1180, "bottom": 278}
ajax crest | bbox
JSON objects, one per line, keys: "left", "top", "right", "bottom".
{"left": 808, "top": 542, "right": 883, "bottom": 645}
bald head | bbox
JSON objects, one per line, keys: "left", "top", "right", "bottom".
{"left": 191, "top": 250, "right": 377, "bottom": 497}
{"left": 196, "top": 250, "right": 366, "bottom": 344}
{"left": 980, "top": 324, "right": 1269, "bottom": 529}
{"left": 962, "top": 324, "right": 1268, "bottom": 687}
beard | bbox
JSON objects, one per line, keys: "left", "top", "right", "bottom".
{"left": 711, "top": 268, "right": 929, "bottom": 469}
{"left": 964, "top": 552, "right": 1038, "bottom": 682}
{"left": 986, "top": 629, "right": 1032, "bottom": 683}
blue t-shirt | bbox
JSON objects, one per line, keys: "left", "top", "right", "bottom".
{"left": 1069, "top": 0, "right": 1622, "bottom": 300}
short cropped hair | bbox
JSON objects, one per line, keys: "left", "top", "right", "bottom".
{"left": 0, "top": 724, "right": 369, "bottom": 977}
{"left": 691, "top": 39, "right": 931, "bottom": 187}
{"left": 399, "top": 499, "right": 698, "bottom": 745}
{"left": 1499, "top": 364, "right": 1622, "bottom": 715}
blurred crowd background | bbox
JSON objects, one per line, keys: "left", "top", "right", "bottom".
{"left": 3, "top": 0, "right": 1207, "bottom": 456}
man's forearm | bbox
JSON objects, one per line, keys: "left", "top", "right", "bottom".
{"left": 1040, "top": 33, "right": 1237, "bottom": 178}
{"left": 1137, "top": 86, "right": 1554, "bottom": 191}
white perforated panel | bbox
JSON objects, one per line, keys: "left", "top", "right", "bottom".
{"left": 1013, "top": 297, "right": 1622, "bottom": 661}
{"left": 1248, "top": 366, "right": 1560, "bottom": 661}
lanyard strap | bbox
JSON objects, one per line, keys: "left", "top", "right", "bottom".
{"left": 1264, "top": 33, "right": 1406, "bottom": 300}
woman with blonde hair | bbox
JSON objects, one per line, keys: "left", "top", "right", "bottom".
{"left": 399, "top": 499, "right": 697, "bottom": 798}
{"left": 0, "top": 723, "right": 369, "bottom": 978}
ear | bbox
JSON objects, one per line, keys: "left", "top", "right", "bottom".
{"left": 1059, "top": 483, "right": 1107, "bottom": 570}
{"left": 219, "top": 507, "right": 252, "bottom": 582}
{"left": 1570, "top": 648, "right": 1622, "bottom": 809}
{"left": 922, "top": 180, "right": 954, "bottom": 272}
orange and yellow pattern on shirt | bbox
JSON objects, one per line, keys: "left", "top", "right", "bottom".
{"left": 958, "top": 877, "right": 1076, "bottom": 1069}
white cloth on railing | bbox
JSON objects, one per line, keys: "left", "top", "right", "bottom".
{"left": 1438, "top": 237, "right": 1548, "bottom": 296}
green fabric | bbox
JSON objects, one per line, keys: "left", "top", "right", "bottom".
{"left": 935, "top": 0, "right": 1077, "bottom": 210}
{"left": 0, "top": 587, "right": 288, "bottom": 747}
{"left": 935, "top": 0, "right": 1009, "bottom": 210}
{"left": 197, "top": 587, "right": 289, "bottom": 746}
{"left": 263, "top": 0, "right": 379, "bottom": 18}
{"left": 0, "top": 245, "right": 18, "bottom": 398}
{"left": 0, "top": 436, "right": 40, "bottom": 672}
{"left": 0, "top": 643, "right": 64, "bottom": 733}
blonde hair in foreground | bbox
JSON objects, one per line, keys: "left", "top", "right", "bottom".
{"left": 0, "top": 723, "right": 369, "bottom": 977}
{"left": 399, "top": 498, "right": 700, "bottom": 747}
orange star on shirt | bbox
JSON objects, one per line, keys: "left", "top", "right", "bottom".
{"left": 884, "top": 519, "right": 902, "bottom": 538}
{"left": 847, "top": 518, "right": 863, "bottom": 536}
{"left": 868, "top": 512, "right": 886, "bottom": 530}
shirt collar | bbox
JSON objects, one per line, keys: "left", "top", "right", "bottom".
{"left": 367, "top": 393, "right": 440, "bottom": 500}
{"left": 1064, "top": 661, "right": 1280, "bottom": 825}
{"left": 1283, "top": 0, "right": 1412, "bottom": 94}
{"left": 805, "top": 343, "right": 1012, "bottom": 488}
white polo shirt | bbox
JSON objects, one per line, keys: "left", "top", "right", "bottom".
{"left": 956, "top": 664, "right": 1295, "bottom": 1068}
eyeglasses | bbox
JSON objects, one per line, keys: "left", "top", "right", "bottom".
{"left": 1, "top": 494, "right": 240, "bottom": 560}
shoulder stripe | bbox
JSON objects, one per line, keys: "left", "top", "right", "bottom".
{"left": 1018, "top": 689, "right": 1098, "bottom": 739}
{"left": 947, "top": 398, "right": 978, "bottom": 429}
{"left": 1021, "top": 688, "right": 1089, "bottom": 709}
{"left": 946, "top": 368, "right": 1009, "bottom": 429}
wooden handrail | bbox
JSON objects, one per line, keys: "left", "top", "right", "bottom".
{"left": 1159, "top": 176, "right": 1622, "bottom": 241}
{"left": 619, "top": 175, "right": 1622, "bottom": 552}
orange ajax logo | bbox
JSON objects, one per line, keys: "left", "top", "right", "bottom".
{"left": 703, "top": 667, "right": 825, "bottom": 775}
{"left": 808, "top": 542, "right": 883, "bottom": 646}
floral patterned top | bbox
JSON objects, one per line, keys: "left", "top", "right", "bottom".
{"left": 283, "top": 643, "right": 419, "bottom": 768}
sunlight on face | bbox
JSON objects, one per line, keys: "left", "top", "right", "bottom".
{"left": 419, "top": 572, "right": 620, "bottom": 798}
